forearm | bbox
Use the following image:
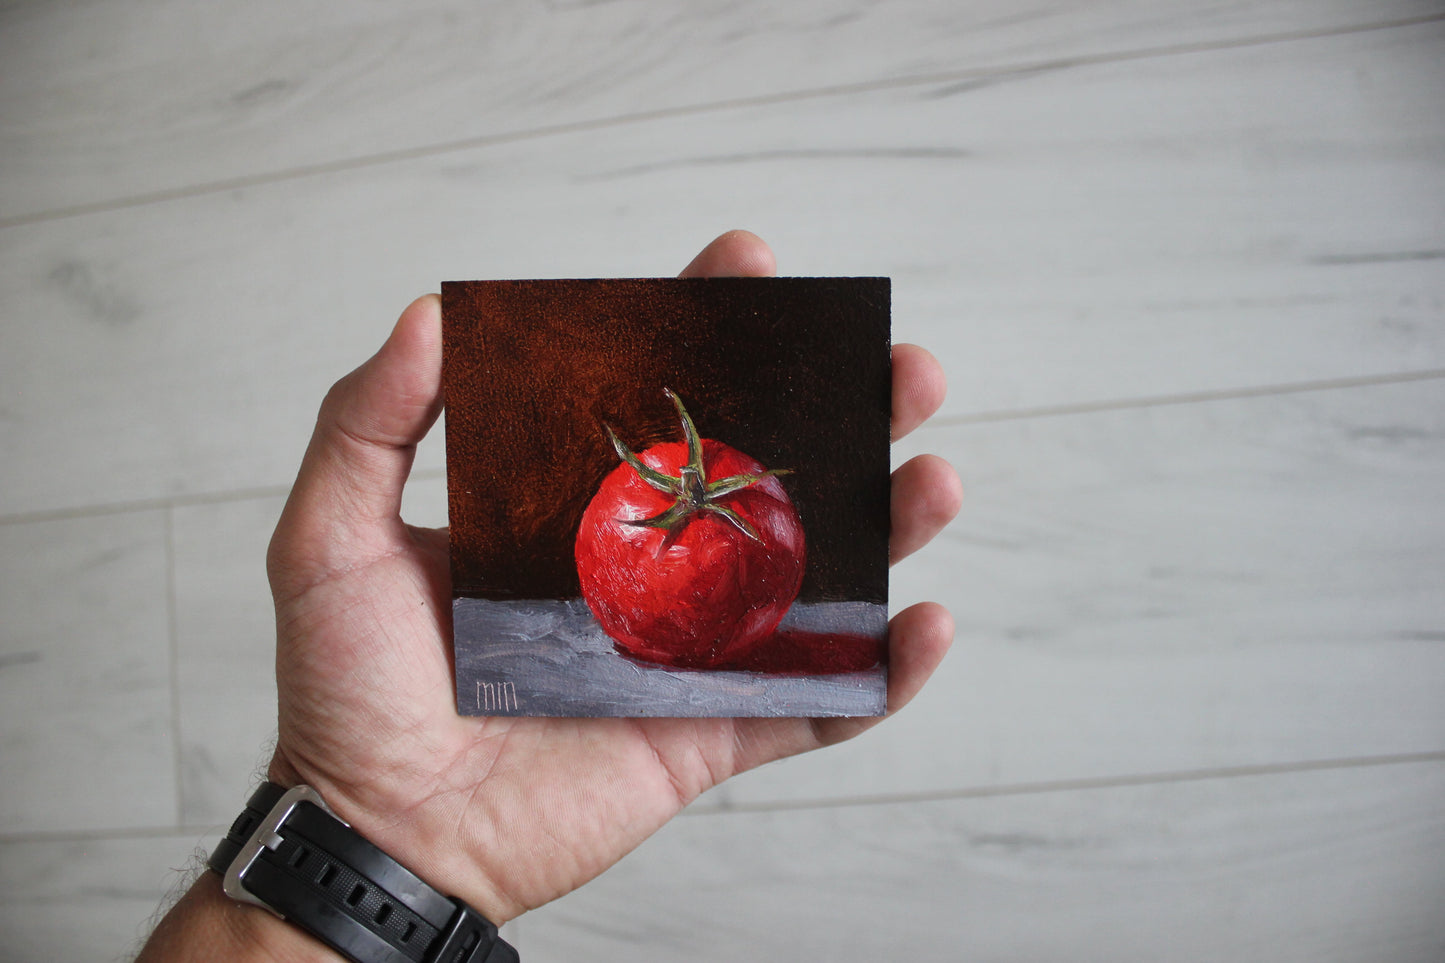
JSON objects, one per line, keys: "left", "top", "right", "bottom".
{"left": 136, "top": 871, "right": 335, "bottom": 963}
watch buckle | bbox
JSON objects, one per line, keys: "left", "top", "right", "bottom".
{"left": 222, "top": 784, "right": 346, "bottom": 916}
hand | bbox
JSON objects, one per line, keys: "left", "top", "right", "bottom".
{"left": 252, "top": 232, "right": 961, "bottom": 932}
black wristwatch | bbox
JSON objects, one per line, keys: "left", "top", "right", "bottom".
{"left": 209, "top": 783, "right": 518, "bottom": 963}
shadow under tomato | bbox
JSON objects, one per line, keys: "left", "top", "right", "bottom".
{"left": 617, "top": 629, "right": 885, "bottom": 676}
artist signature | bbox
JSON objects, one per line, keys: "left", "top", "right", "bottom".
{"left": 476, "top": 680, "right": 520, "bottom": 712}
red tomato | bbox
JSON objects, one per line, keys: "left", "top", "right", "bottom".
{"left": 575, "top": 392, "right": 805, "bottom": 668}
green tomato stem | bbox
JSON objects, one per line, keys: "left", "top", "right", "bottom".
{"left": 603, "top": 388, "right": 791, "bottom": 545}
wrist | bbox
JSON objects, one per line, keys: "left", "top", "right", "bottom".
{"left": 265, "top": 751, "right": 522, "bottom": 926}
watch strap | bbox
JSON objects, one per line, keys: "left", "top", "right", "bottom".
{"left": 209, "top": 782, "right": 518, "bottom": 963}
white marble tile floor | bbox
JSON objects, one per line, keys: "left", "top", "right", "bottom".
{"left": 0, "top": 512, "right": 175, "bottom": 836}
{"left": 522, "top": 761, "right": 1445, "bottom": 962}
{"left": 2, "top": 2, "right": 1442, "bottom": 961}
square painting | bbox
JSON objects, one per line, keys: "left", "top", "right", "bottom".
{"left": 443, "top": 277, "right": 890, "bottom": 717}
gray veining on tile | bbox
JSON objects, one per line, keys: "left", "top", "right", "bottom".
{"left": 4, "top": 1, "right": 1439, "bottom": 222}
{"left": 521, "top": 761, "right": 1445, "bottom": 962}
{"left": 0, "top": 513, "right": 176, "bottom": 834}
{"left": 3, "top": 24, "right": 1442, "bottom": 519}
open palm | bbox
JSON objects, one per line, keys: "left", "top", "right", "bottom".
{"left": 263, "top": 232, "right": 962, "bottom": 924}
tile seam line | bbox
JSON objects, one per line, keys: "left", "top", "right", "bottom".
{"left": 5, "top": 750, "right": 1442, "bottom": 845}
{"left": 924, "top": 367, "right": 1445, "bottom": 428}
{"left": 0, "top": 467, "right": 447, "bottom": 527}
{"left": 3, "top": 367, "right": 1443, "bottom": 526}
{"left": 706, "top": 749, "right": 1445, "bottom": 816}
{"left": 1, "top": 11, "right": 1440, "bottom": 231}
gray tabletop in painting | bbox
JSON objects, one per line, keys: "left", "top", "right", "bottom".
{"left": 453, "top": 598, "right": 888, "bottom": 718}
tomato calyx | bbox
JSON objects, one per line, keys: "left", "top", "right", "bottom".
{"left": 604, "top": 388, "right": 792, "bottom": 544}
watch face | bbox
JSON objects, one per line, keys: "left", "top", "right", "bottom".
{"left": 443, "top": 277, "right": 891, "bottom": 719}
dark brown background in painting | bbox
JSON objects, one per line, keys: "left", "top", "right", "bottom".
{"left": 442, "top": 277, "right": 890, "bottom": 603}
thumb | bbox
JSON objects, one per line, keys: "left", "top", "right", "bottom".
{"left": 269, "top": 294, "right": 443, "bottom": 590}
